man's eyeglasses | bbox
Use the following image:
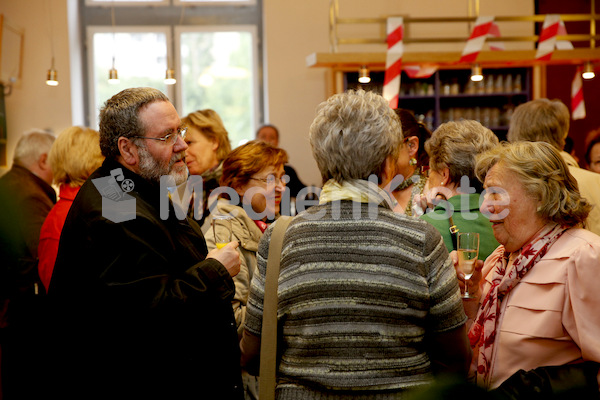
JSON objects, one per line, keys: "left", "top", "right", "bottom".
{"left": 250, "top": 176, "right": 286, "bottom": 186}
{"left": 131, "top": 127, "right": 187, "bottom": 146}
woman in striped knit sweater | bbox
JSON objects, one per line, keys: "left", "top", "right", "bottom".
{"left": 241, "top": 89, "right": 471, "bottom": 399}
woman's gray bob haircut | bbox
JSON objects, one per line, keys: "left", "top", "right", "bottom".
{"left": 309, "top": 89, "right": 403, "bottom": 183}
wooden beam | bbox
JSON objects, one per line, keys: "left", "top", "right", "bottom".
{"left": 306, "top": 48, "right": 600, "bottom": 71}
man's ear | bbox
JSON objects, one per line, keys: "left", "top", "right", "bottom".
{"left": 118, "top": 137, "right": 139, "bottom": 166}
{"left": 38, "top": 153, "right": 51, "bottom": 172}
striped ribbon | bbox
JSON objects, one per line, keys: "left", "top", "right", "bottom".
{"left": 571, "top": 66, "right": 586, "bottom": 120}
{"left": 535, "top": 14, "right": 573, "bottom": 60}
{"left": 383, "top": 17, "right": 404, "bottom": 109}
{"left": 460, "top": 16, "right": 504, "bottom": 63}
{"left": 404, "top": 64, "right": 438, "bottom": 79}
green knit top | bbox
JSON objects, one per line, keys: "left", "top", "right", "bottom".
{"left": 420, "top": 193, "right": 500, "bottom": 262}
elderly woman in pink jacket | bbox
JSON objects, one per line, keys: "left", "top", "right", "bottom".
{"left": 464, "top": 141, "right": 600, "bottom": 396}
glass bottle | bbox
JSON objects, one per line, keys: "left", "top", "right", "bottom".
{"left": 504, "top": 74, "right": 513, "bottom": 93}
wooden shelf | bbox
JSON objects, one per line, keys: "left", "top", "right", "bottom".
{"left": 306, "top": 48, "right": 600, "bottom": 71}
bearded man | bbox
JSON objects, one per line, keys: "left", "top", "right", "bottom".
{"left": 46, "top": 88, "right": 243, "bottom": 399}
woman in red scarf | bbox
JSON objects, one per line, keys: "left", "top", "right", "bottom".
{"left": 466, "top": 141, "right": 600, "bottom": 393}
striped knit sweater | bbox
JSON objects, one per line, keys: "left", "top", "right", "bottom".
{"left": 244, "top": 200, "right": 467, "bottom": 399}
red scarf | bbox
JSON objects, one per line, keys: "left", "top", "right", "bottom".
{"left": 468, "top": 223, "right": 567, "bottom": 388}
{"left": 253, "top": 220, "right": 268, "bottom": 233}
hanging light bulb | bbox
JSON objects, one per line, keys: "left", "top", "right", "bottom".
{"left": 108, "top": 6, "right": 120, "bottom": 84}
{"left": 470, "top": 63, "right": 483, "bottom": 82}
{"left": 46, "top": 57, "right": 58, "bottom": 86}
{"left": 108, "top": 57, "right": 120, "bottom": 84}
{"left": 582, "top": 61, "right": 595, "bottom": 80}
{"left": 358, "top": 65, "right": 371, "bottom": 84}
{"left": 164, "top": 68, "right": 176, "bottom": 85}
{"left": 45, "top": 1, "right": 58, "bottom": 86}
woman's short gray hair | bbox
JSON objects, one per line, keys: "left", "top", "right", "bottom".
{"left": 507, "top": 98, "right": 570, "bottom": 151}
{"left": 99, "top": 87, "right": 169, "bottom": 159}
{"left": 309, "top": 89, "right": 402, "bottom": 183}
{"left": 475, "top": 141, "right": 590, "bottom": 228}
{"left": 425, "top": 120, "right": 499, "bottom": 188}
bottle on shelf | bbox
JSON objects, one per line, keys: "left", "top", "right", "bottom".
{"left": 504, "top": 74, "right": 513, "bottom": 93}
{"left": 514, "top": 74, "right": 522, "bottom": 92}
{"left": 495, "top": 75, "right": 504, "bottom": 93}
{"left": 450, "top": 78, "right": 460, "bottom": 95}
{"left": 485, "top": 76, "right": 494, "bottom": 94}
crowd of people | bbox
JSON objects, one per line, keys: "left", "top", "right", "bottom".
{"left": 1, "top": 87, "right": 600, "bottom": 399}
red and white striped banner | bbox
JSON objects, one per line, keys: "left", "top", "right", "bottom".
{"left": 383, "top": 17, "right": 404, "bottom": 109}
{"left": 487, "top": 22, "right": 505, "bottom": 51}
{"left": 460, "top": 16, "right": 504, "bottom": 63}
{"left": 572, "top": 66, "right": 586, "bottom": 120}
{"left": 536, "top": 14, "right": 574, "bottom": 60}
{"left": 404, "top": 64, "right": 438, "bottom": 79}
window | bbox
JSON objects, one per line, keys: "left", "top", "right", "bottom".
{"left": 81, "top": 1, "right": 262, "bottom": 145}
{"left": 178, "top": 26, "right": 258, "bottom": 147}
{"left": 87, "top": 27, "right": 173, "bottom": 128}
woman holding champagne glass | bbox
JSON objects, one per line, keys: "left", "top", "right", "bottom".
{"left": 465, "top": 141, "right": 600, "bottom": 394}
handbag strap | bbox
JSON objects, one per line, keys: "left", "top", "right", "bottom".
{"left": 449, "top": 214, "right": 459, "bottom": 251}
{"left": 259, "top": 216, "right": 293, "bottom": 400}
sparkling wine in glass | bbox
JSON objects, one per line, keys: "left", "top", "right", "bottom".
{"left": 458, "top": 232, "right": 479, "bottom": 299}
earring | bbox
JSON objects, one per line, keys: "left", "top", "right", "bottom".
{"left": 409, "top": 158, "right": 417, "bottom": 166}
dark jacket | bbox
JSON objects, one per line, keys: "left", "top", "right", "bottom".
{"left": 0, "top": 164, "right": 56, "bottom": 304}
{"left": 47, "top": 159, "right": 243, "bottom": 399}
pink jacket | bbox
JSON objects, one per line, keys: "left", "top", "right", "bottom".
{"left": 478, "top": 228, "right": 600, "bottom": 389}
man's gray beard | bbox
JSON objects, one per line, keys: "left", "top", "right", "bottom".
{"left": 137, "top": 144, "right": 188, "bottom": 186}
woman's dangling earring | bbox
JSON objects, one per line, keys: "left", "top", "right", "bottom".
{"left": 409, "top": 158, "right": 417, "bottom": 166}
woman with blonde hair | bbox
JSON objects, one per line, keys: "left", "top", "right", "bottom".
{"left": 38, "top": 126, "right": 104, "bottom": 290}
{"left": 467, "top": 141, "right": 600, "bottom": 394}
{"left": 182, "top": 109, "right": 232, "bottom": 227}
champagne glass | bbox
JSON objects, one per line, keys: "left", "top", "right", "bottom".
{"left": 212, "top": 214, "right": 233, "bottom": 249}
{"left": 457, "top": 232, "right": 479, "bottom": 299}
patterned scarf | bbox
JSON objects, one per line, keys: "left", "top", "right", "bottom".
{"left": 468, "top": 223, "right": 567, "bottom": 388}
{"left": 319, "top": 179, "right": 397, "bottom": 210}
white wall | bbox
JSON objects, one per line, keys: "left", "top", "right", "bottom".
{"left": 0, "top": 0, "right": 72, "bottom": 174}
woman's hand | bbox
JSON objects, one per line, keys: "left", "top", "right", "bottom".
{"left": 450, "top": 250, "right": 483, "bottom": 323}
{"left": 412, "top": 186, "right": 452, "bottom": 216}
{"left": 450, "top": 250, "right": 483, "bottom": 298}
